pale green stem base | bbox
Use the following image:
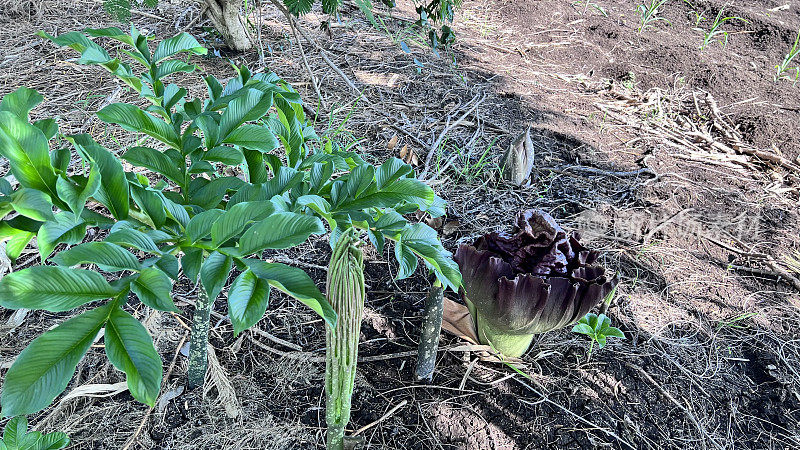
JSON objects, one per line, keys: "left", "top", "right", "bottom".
{"left": 475, "top": 313, "right": 535, "bottom": 358}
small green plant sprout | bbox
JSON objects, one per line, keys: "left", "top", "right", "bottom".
{"left": 0, "top": 416, "right": 69, "bottom": 450}
{"left": 637, "top": 0, "right": 670, "bottom": 34}
{"left": 716, "top": 312, "right": 759, "bottom": 331}
{"left": 775, "top": 28, "right": 800, "bottom": 83}
{"left": 573, "top": 0, "right": 608, "bottom": 17}
{"left": 699, "top": 6, "right": 748, "bottom": 51}
{"left": 572, "top": 313, "right": 625, "bottom": 360}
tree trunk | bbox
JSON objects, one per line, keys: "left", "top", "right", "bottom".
{"left": 187, "top": 284, "right": 212, "bottom": 390}
{"left": 203, "top": 0, "right": 253, "bottom": 52}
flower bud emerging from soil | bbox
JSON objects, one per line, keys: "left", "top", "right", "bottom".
{"left": 325, "top": 230, "right": 365, "bottom": 450}
{"left": 454, "top": 209, "right": 617, "bottom": 357}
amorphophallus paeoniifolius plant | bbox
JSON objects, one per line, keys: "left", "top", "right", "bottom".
{"left": 454, "top": 209, "right": 617, "bottom": 357}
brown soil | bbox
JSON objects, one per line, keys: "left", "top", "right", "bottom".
{"left": 1, "top": 0, "right": 800, "bottom": 449}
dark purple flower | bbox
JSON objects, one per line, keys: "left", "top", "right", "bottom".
{"left": 454, "top": 210, "right": 617, "bottom": 357}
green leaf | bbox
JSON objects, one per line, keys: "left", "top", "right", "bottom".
{"left": 105, "top": 228, "right": 161, "bottom": 254}
{"left": 218, "top": 89, "right": 274, "bottom": 139}
{"left": 10, "top": 188, "right": 54, "bottom": 221}
{"left": 155, "top": 59, "right": 196, "bottom": 79}
{"left": 200, "top": 250, "right": 232, "bottom": 299}
{"left": 186, "top": 209, "right": 225, "bottom": 243}
{"left": 571, "top": 322, "right": 594, "bottom": 335}
{"left": 104, "top": 307, "right": 163, "bottom": 406}
{"left": 376, "top": 158, "right": 412, "bottom": 189}
{"left": 131, "top": 267, "right": 176, "bottom": 311}
{"left": 0, "top": 266, "right": 118, "bottom": 311}
{"left": 394, "top": 242, "right": 418, "bottom": 279}
{"left": 211, "top": 201, "right": 274, "bottom": 248}
{"left": 83, "top": 26, "right": 135, "bottom": 45}
{"left": 38, "top": 431, "right": 71, "bottom": 449}
{"left": 336, "top": 178, "right": 434, "bottom": 211}
{"left": 130, "top": 185, "right": 166, "bottom": 229}
{"left": 36, "top": 211, "right": 86, "bottom": 259}
{"left": 283, "top": 0, "right": 314, "bottom": 15}
{"left": 34, "top": 118, "right": 59, "bottom": 141}
{"left": 345, "top": 164, "right": 375, "bottom": 199}
{"left": 51, "top": 242, "right": 141, "bottom": 272}
{"left": 236, "top": 212, "right": 324, "bottom": 256}
{"left": 221, "top": 124, "right": 279, "bottom": 152}
{"left": 152, "top": 32, "right": 207, "bottom": 63}
{"left": 0, "top": 86, "right": 43, "bottom": 120}
{"left": 204, "top": 146, "right": 244, "bottom": 165}
{"left": 181, "top": 247, "right": 203, "bottom": 283}
{"left": 0, "top": 111, "right": 58, "bottom": 198}
{"left": 122, "top": 146, "right": 185, "bottom": 185}
{"left": 1, "top": 416, "right": 27, "bottom": 447}
{"left": 97, "top": 103, "right": 181, "bottom": 149}
{"left": 56, "top": 165, "right": 101, "bottom": 217}
{"left": 244, "top": 260, "right": 336, "bottom": 329}
{"left": 67, "top": 134, "right": 129, "bottom": 220}
{"left": 227, "top": 269, "right": 271, "bottom": 336}
{"left": 1, "top": 304, "right": 111, "bottom": 417}
{"left": 603, "top": 326, "right": 626, "bottom": 339}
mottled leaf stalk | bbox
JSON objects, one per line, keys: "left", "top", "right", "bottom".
{"left": 325, "top": 231, "right": 365, "bottom": 450}
{"left": 187, "top": 284, "right": 212, "bottom": 390}
{"left": 415, "top": 280, "right": 444, "bottom": 382}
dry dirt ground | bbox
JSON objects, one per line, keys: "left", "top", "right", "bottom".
{"left": 1, "top": 0, "right": 800, "bottom": 449}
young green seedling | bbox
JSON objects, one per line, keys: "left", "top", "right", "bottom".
{"left": 775, "top": 28, "right": 800, "bottom": 83}
{"left": 699, "top": 7, "right": 748, "bottom": 51}
{"left": 637, "top": 0, "right": 670, "bottom": 34}
{"left": 572, "top": 313, "right": 625, "bottom": 360}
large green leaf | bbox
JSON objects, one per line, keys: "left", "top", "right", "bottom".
{"left": 336, "top": 178, "right": 434, "bottom": 211}
{"left": 227, "top": 269, "right": 271, "bottom": 336}
{"left": 244, "top": 260, "right": 336, "bottom": 329}
{"left": 105, "top": 228, "right": 161, "bottom": 254}
{"left": 36, "top": 211, "right": 86, "bottom": 259}
{"left": 10, "top": 188, "right": 54, "bottom": 222}
{"left": 218, "top": 89, "right": 274, "bottom": 139}
{"left": 186, "top": 209, "right": 224, "bottom": 243}
{"left": 235, "top": 212, "right": 324, "bottom": 256}
{"left": 56, "top": 165, "right": 101, "bottom": 217}
{"left": 200, "top": 250, "right": 231, "bottom": 300}
{"left": 0, "top": 304, "right": 111, "bottom": 417}
{"left": 394, "top": 241, "right": 418, "bottom": 280}
{"left": 131, "top": 267, "right": 176, "bottom": 312}
{"left": 152, "top": 32, "right": 207, "bottom": 63}
{"left": 211, "top": 201, "right": 274, "bottom": 248}
{"left": 130, "top": 184, "right": 166, "bottom": 229}
{"left": 180, "top": 247, "right": 203, "bottom": 283}
{"left": 0, "top": 86, "right": 43, "bottom": 120}
{"left": 376, "top": 158, "right": 413, "bottom": 189}
{"left": 51, "top": 242, "right": 141, "bottom": 272}
{"left": 97, "top": 104, "right": 181, "bottom": 149}
{"left": 0, "top": 111, "right": 58, "bottom": 198}
{"left": 221, "top": 124, "right": 279, "bottom": 153}
{"left": 104, "top": 307, "right": 163, "bottom": 406}
{"left": 68, "top": 134, "right": 129, "bottom": 220}
{"left": 122, "top": 146, "right": 185, "bottom": 186}
{"left": 0, "top": 266, "right": 118, "bottom": 311}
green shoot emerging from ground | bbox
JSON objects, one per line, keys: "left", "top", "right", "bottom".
{"left": 572, "top": 313, "right": 625, "bottom": 360}
{"left": 699, "top": 7, "right": 747, "bottom": 51}
{"left": 775, "top": 29, "right": 800, "bottom": 83}
{"left": 637, "top": 0, "right": 670, "bottom": 34}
